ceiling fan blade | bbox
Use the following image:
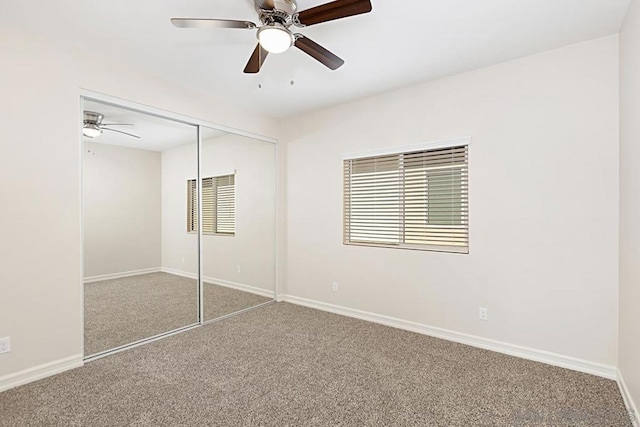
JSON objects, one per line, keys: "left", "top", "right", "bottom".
{"left": 102, "top": 123, "right": 134, "bottom": 127}
{"left": 295, "top": 0, "right": 372, "bottom": 27}
{"left": 244, "top": 44, "right": 269, "bottom": 74}
{"left": 102, "top": 127, "right": 141, "bottom": 139}
{"left": 294, "top": 35, "right": 344, "bottom": 70}
{"left": 171, "top": 18, "right": 256, "bottom": 29}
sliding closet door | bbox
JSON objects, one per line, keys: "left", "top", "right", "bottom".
{"left": 83, "top": 99, "right": 199, "bottom": 357}
{"left": 200, "top": 126, "right": 276, "bottom": 321}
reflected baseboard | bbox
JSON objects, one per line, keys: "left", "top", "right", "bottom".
{"left": 160, "top": 267, "right": 197, "bottom": 280}
{"left": 617, "top": 369, "right": 639, "bottom": 426}
{"left": 160, "top": 267, "right": 274, "bottom": 299}
{"left": 84, "top": 267, "right": 161, "bottom": 284}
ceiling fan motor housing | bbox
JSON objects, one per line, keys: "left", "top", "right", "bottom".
{"left": 257, "top": 0, "right": 297, "bottom": 26}
{"left": 84, "top": 111, "right": 104, "bottom": 126}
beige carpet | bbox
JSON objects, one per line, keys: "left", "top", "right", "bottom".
{"left": 1, "top": 303, "right": 632, "bottom": 426}
{"left": 85, "top": 272, "right": 272, "bottom": 356}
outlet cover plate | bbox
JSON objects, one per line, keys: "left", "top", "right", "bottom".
{"left": 0, "top": 336, "right": 10, "bottom": 354}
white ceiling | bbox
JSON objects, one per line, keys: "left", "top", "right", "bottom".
{"left": 1, "top": 0, "right": 631, "bottom": 118}
{"left": 83, "top": 99, "right": 225, "bottom": 151}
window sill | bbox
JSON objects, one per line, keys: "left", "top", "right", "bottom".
{"left": 344, "top": 241, "right": 468, "bottom": 254}
{"left": 187, "top": 231, "right": 235, "bottom": 237}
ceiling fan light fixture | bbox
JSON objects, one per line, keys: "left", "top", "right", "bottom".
{"left": 83, "top": 124, "right": 102, "bottom": 138}
{"left": 257, "top": 24, "right": 293, "bottom": 54}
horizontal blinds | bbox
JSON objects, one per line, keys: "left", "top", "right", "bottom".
{"left": 345, "top": 155, "right": 402, "bottom": 244}
{"left": 201, "top": 178, "right": 215, "bottom": 234}
{"left": 344, "top": 145, "right": 468, "bottom": 252}
{"left": 187, "top": 174, "right": 235, "bottom": 235}
{"left": 215, "top": 175, "right": 235, "bottom": 235}
{"left": 187, "top": 179, "right": 197, "bottom": 233}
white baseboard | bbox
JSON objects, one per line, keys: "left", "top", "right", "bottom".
{"left": 160, "top": 267, "right": 197, "bottom": 280}
{"left": 618, "top": 369, "right": 639, "bottom": 426}
{"left": 203, "top": 277, "right": 274, "bottom": 298}
{"left": 280, "top": 295, "right": 617, "bottom": 380}
{"left": 84, "top": 267, "right": 161, "bottom": 283}
{"left": 160, "top": 268, "right": 274, "bottom": 298}
{"left": 0, "top": 355, "right": 83, "bottom": 393}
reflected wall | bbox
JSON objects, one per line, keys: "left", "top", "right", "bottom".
{"left": 83, "top": 99, "right": 198, "bottom": 357}
{"left": 83, "top": 98, "right": 277, "bottom": 358}
{"left": 201, "top": 129, "right": 276, "bottom": 320}
{"left": 161, "top": 127, "right": 276, "bottom": 321}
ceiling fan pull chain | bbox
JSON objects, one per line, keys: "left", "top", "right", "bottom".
{"left": 288, "top": 48, "right": 296, "bottom": 86}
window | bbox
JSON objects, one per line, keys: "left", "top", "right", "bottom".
{"left": 343, "top": 143, "right": 468, "bottom": 253}
{"left": 187, "top": 174, "right": 235, "bottom": 235}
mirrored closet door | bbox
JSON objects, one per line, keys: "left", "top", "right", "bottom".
{"left": 200, "top": 126, "right": 276, "bottom": 321}
{"left": 82, "top": 99, "right": 277, "bottom": 359}
{"left": 83, "top": 99, "right": 199, "bottom": 357}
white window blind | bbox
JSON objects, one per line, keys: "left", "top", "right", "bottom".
{"left": 344, "top": 145, "right": 468, "bottom": 253}
{"left": 187, "top": 174, "right": 236, "bottom": 235}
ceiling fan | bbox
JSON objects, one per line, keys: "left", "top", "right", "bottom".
{"left": 171, "top": 0, "right": 372, "bottom": 73}
{"left": 83, "top": 111, "right": 141, "bottom": 139}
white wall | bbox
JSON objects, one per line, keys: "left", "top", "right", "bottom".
{"left": 160, "top": 142, "right": 199, "bottom": 276}
{"left": 83, "top": 142, "right": 161, "bottom": 278}
{"left": 0, "top": 23, "right": 278, "bottom": 380}
{"left": 619, "top": 0, "right": 640, "bottom": 414}
{"left": 161, "top": 134, "right": 276, "bottom": 292}
{"left": 283, "top": 36, "right": 619, "bottom": 367}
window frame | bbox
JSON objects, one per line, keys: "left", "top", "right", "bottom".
{"left": 342, "top": 138, "right": 470, "bottom": 254}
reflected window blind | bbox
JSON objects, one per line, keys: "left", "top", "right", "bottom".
{"left": 344, "top": 145, "right": 468, "bottom": 253}
{"left": 187, "top": 174, "right": 236, "bottom": 235}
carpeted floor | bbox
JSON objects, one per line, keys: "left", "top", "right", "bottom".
{"left": 1, "top": 303, "right": 632, "bottom": 426}
{"left": 85, "top": 272, "right": 272, "bottom": 355}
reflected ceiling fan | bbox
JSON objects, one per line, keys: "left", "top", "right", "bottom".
{"left": 171, "top": 0, "right": 372, "bottom": 73}
{"left": 83, "top": 111, "right": 141, "bottom": 139}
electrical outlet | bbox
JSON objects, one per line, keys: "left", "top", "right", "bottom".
{"left": 332, "top": 282, "right": 339, "bottom": 292}
{"left": 479, "top": 307, "right": 488, "bottom": 321}
{"left": 236, "top": 265, "right": 241, "bottom": 273}
{"left": 0, "top": 337, "right": 10, "bottom": 354}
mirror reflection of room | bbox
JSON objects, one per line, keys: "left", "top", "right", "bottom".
{"left": 200, "top": 126, "right": 276, "bottom": 321}
{"left": 82, "top": 100, "right": 198, "bottom": 357}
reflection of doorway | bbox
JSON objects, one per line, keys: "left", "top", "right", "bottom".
{"left": 81, "top": 95, "right": 278, "bottom": 360}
